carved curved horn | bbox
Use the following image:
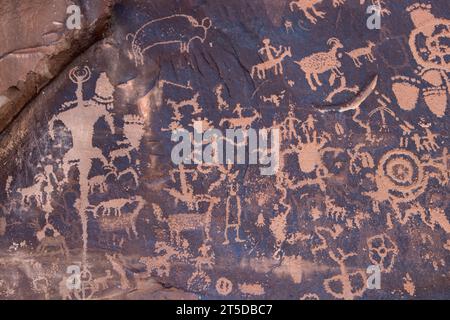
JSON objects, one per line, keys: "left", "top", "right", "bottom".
{"left": 202, "top": 17, "right": 212, "bottom": 29}
{"left": 327, "top": 37, "right": 342, "bottom": 47}
{"left": 126, "top": 33, "right": 135, "bottom": 42}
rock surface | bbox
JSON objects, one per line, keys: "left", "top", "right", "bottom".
{"left": 0, "top": 0, "right": 114, "bottom": 133}
{"left": 0, "top": 0, "right": 449, "bottom": 299}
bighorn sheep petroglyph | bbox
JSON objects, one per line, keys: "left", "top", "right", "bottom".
{"left": 294, "top": 38, "right": 344, "bottom": 91}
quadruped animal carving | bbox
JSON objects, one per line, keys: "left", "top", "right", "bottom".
{"left": 89, "top": 196, "right": 145, "bottom": 239}
{"left": 251, "top": 39, "right": 292, "bottom": 80}
{"left": 294, "top": 38, "right": 344, "bottom": 91}
{"left": 127, "top": 14, "right": 212, "bottom": 65}
{"left": 152, "top": 196, "right": 219, "bottom": 245}
{"left": 345, "top": 41, "right": 376, "bottom": 68}
{"left": 289, "top": 0, "right": 346, "bottom": 24}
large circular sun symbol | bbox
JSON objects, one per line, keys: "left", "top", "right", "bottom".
{"left": 378, "top": 149, "right": 424, "bottom": 193}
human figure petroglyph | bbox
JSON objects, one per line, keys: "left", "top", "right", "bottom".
{"left": 215, "top": 84, "right": 229, "bottom": 111}
{"left": 251, "top": 47, "right": 292, "bottom": 80}
{"left": 49, "top": 66, "right": 116, "bottom": 271}
{"left": 203, "top": 164, "right": 239, "bottom": 194}
{"left": 323, "top": 248, "right": 367, "bottom": 300}
{"left": 345, "top": 41, "right": 376, "bottom": 68}
{"left": 399, "top": 120, "right": 416, "bottom": 148}
{"left": 411, "top": 127, "right": 439, "bottom": 153}
{"left": 279, "top": 104, "right": 302, "bottom": 141}
{"left": 259, "top": 38, "right": 282, "bottom": 61}
{"left": 251, "top": 39, "right": 292, "bottom": 80}
{"left": 49, "top": 70, "right": 115, "bottom": 178}
{"left": 197, "top": 164, "right": 243, "bottom": 245}
{"left": 294, "top": 38, "right": 344, "bottom": 91}
{"left": 193, "top": 243, "right": 215, "bottom": 272}
{"left": 223, "top": 183, "right": 245, "bottom": 245}
{"left": 127, "top": 14, "right": 212, "bottom": 65}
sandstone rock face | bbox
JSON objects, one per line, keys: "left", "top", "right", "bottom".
{"left": 0, "top": 0, "right": 449, "bottom": 300}
{"left": 0, "top": 0, "right": 114, "bottom": 133}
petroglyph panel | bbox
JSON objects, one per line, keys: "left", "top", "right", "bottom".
{"left": 0, "top": 0, "right": 449, "bottom": 299}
